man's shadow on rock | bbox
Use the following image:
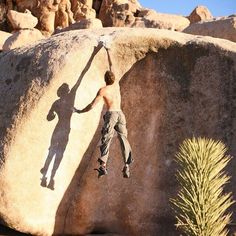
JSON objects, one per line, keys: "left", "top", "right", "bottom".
{"left": 40, "top": 43, "right": 103, "bottom": 190}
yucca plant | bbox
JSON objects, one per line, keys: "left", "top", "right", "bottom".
{"left": 171, "top": 137, "right": 234, "bottom": 236}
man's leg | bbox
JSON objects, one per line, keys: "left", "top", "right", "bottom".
{"left": 115, "top": 113, "right": 132, "bottom": 164}
{"left": 115, "top": 112, "right": 133, "bottom": 178}
{"left": 97, "top": 112, "right": 117, "bottom": 176}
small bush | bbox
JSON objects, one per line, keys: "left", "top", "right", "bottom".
{"left": 171, "top": 137, "right": 234, "bottom": 236}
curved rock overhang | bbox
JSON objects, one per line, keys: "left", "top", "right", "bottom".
{"left": 0, "top": 28, "right": 235, "bottom": 235}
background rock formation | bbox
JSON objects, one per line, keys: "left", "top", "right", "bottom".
{"left": 184, "top": 16, "right": 236, "bottom": 43}
{"left": 0, "top": 0, "right": 234, "bottom": 50}
{"left": 132, "top": 9, "right": 190, "bottom": 30}
{"left": 187, "top": 5, "right": 213, "bottom": 24}
{"left": 54, "top": 17, "right": 102, "bottom": 33}
{"left": 99, "top": 0, "right": 139, "bottom": 27}
{"left": 33, "top": 0, "right": 61, "bottom": 36}
{"left": 0, "top": 1, "right": 7, "bottom": 31}
{"left": 0, "top": 28, "right": 236, "bottom": 235}
{"left": 71, "top": 0, "right": 96, "bottom": 21}
{"left": 7, "top": 9, "right": 38, "bottom": 30}
{"left": 55, "top": 0, "right": 75, "bottom": 29}
{"left": 0, "top": 0, "right": 192, "bottom": 37}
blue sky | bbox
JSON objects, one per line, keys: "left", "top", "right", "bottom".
{"left": 138, "top": 0, "right": 236, "bottom": 17}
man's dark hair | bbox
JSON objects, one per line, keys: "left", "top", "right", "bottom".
{"left": 104, "top": 71, "right": 115, "bottom": 85}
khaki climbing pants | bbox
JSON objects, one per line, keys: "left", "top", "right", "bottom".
{"left": 99, "top": 111, "right": 132, "bottom": 165}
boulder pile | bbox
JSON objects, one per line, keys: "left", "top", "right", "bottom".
{"left": 3, "top": 1, "right": 234, "bottom": 51}
{"left": 184, "top": 15, "right": 236, "bottom": 43}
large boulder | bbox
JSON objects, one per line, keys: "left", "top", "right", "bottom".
{"left": 2, "top": 0, "right": 39, "bottom": 31}
{"left": 133, "top": 9, "right": 190, "bottom": 31}
{"left": 7, "top": 9, "right": 38, "bottom": 30}
{"left": 0, "top": 30, "right": 12, "bottom": 50}
{"left": 184, "top": 16, "right": 236, "bottom": 42}
{"left": 0, "top": 28, "right": 236, "bottom": 236}
{"left": 187, "top": 5, "right": 213, "bottom": 24}
{"left": 2, "top": 28, "right": 45, "bottom": 51}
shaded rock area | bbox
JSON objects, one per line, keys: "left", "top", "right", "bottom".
{"left": 0, "top": 1, "right": 8, "bottom": 31}
{"left": 0, "top": 28, "right": 236, "bottom": 235}
{"left": 184, "top": 16, "right": 236, "bottom": 42}
{"left": 0, "top": 225, "right": 29, "bottom": 235}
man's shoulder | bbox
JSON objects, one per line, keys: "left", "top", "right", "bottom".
{"left": 99, "top": 86, "right": 109, "bottom": 94}
{"left": 96, "top": 87, "right": 105, "bottom": 97}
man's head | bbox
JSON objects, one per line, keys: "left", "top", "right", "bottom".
{"left": 104, "top": 70, "right": 115, "bottom": 85}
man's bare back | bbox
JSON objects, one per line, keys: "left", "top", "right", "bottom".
{"left": 75, "top": 81, "right": 121, "bottom": 113}
{"left": 99, "top": 82, "right": 121, "bottom": 111}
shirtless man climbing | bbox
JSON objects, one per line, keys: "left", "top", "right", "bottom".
{"left": 74, "top": 71, "right": 133, "bottom": 178}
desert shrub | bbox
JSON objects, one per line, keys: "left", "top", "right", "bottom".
{"left": 171, "top": 137, "right": 234, "bottom": 236}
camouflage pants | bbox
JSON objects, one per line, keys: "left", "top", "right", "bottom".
{"left": 99, "top": 111, "right": 132, "bottom": 165}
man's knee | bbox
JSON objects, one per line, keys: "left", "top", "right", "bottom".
{"left": 117, "top": 130, "right": 128, "bottom": 138}
{"left": 115, "top": 125, "right": 127, "bottom": 135}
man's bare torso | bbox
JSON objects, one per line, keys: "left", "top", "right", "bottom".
{"left": 99, "top": 82, "right": 121, "bottom": 111}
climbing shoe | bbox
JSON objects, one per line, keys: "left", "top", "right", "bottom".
{"left": 122, "top": 165, "right": 130, "bottom": 178}
{"left": 94, "top": 166, "right": 108, "bottom": 178}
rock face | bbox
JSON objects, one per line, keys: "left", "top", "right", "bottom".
{"left": 133, "top": 9, "right": 190, "bottom": 31}
{"left": 184, "top": 16, "right": 236, "bottom": 42}
{"left": 7, "top": 10, "right": 38, "bottom": 30}
{"left": 188, "top": 5, "right": 213, "bottom": 24}
{"left": 0, "top": 28, "right": 236, "bottom": 236}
